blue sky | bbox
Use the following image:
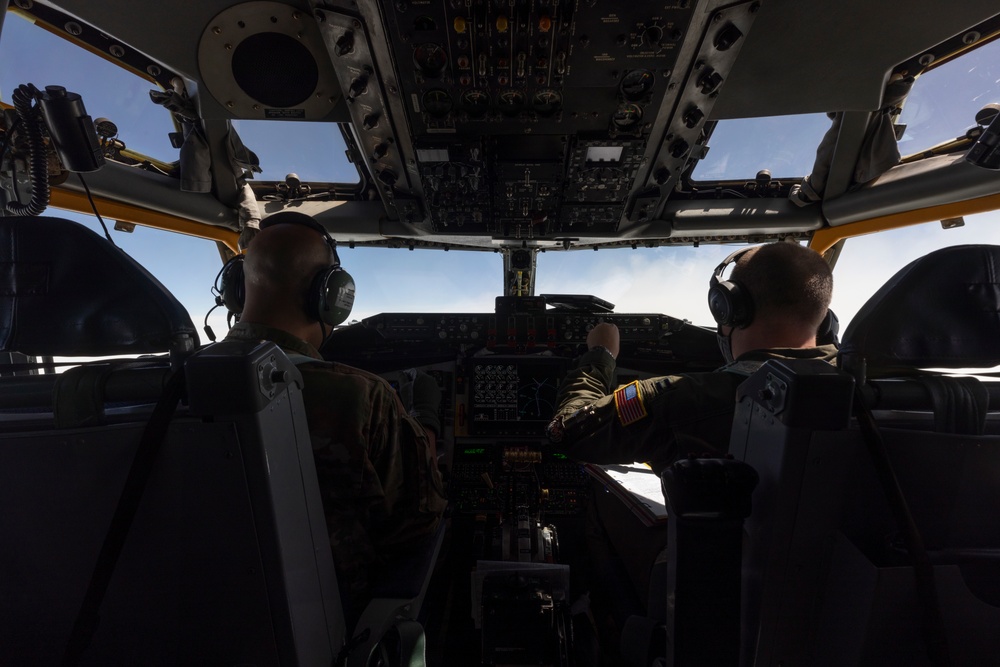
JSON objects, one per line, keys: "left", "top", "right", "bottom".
{"left": 3, "top": 11, "right": 1000, "bottom": 348}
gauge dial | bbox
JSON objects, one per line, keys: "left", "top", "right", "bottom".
{"left": 532, "top": 88, "right": 562, "bottom": 115}
{"left": 413, "top": 43, "right": 448, "bottom": 77}
{"left": 497, "top": 89, "right": 525, "bottom": 115}
{"left": 460, "top": 89, "right": 491, "bottom": 118}
{"left": 612, "top": 103, "right": 643, "bottom": 129}
{"left": 421, "top": 88, "right": 453, "bottom": 117}
{"left": 620, "top": 68, "right": 655, "bottom": 100}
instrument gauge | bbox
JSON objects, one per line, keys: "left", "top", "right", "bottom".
{"left": 497, "top": 89, "right": 525, "bottom": 115}
{"left": 532, "top": 89, "right": 562, "bottom": 115}
{"left": 612, "top": 103, "right": 643, "bottom": 129}
{"left": 460, "top": 89, "right": 491, "bottom": 118}
{"left": 620, "top": 68, "right": 655, "bottom": 100}
{"left": 421, "top": 88, "right": 454, "bottom": 117}
{"left": 413, "top": 43, "right": 448, "bottom": 77}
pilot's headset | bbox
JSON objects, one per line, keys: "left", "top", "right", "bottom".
{"left": 707, "top": 247, "right": 839, "bottom": 346}
{"left": 218, "top": 211, "right": 356, "bottom": 327}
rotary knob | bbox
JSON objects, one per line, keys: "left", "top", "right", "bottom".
{"left": 642, "top": 23, "right": 663, "bottom": 46}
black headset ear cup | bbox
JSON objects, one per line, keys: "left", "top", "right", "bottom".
{"left": 306, "top": 265, "right": 356, "bottom": 326}
{"left": 708, "top": 247, "right": 754, "bottom": 329}
{"left": 220, "top": 256, "right": 246, "bottom": 314}
{"left": 817, "top": 309, "right": 840, "bottom": 347}
{"left": 708, "top": 279, "right": 752, "bottom": 328}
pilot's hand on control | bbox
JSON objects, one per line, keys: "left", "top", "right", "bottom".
{"left": 587, "top": 322, "right": 620, "bottom": 359}
{"left": 400, "top": 369, "right": 442, "bottom": 437}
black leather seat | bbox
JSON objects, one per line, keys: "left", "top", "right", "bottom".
{"left": 0, "top": 215, "right": 199, "bottom": 359}
{"left": 731, "top": 244, "right": 1000, "bottom": 666}
{"left": 0, "top": 217, "right": 345, "bottom": 665}
{"left": 0, "top": 216, "right": 441, "bottom": 666}
{"left": 839, "top": 243, "right": 1000, "bottom": 433}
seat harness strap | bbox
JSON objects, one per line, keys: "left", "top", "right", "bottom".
{"left": 61, "top": 368, "right": 186, "bottom": 666}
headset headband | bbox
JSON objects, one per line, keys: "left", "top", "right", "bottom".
{"left": 711, "top": 247, "right": 752, "bottom": 285}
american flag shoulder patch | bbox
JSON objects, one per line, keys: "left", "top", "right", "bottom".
{"left": 614, "top": 380, "right": 647, "bottom": 426}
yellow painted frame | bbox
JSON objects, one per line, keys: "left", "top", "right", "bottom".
{"left": 809, "top": 192, "right": 1000, "bottom": 256}
{"left": 49, "top": 186, "right": 240, "bottom": 254}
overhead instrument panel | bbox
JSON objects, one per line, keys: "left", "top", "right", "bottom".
{"left": 379, "top": 0, "right": 699, "bottom": 238}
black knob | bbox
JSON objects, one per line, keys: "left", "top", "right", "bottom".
{"left": 643, "top": 25, "right": 663, "bottom": 46}
{"left": 698, "top": 70, "right": 723, "bottom": 95}
{"left": 669, "top": 139, "right": 690, "bottom": 158}
{"left": 378, "top": 168, "right": 398, "bottom": 187}
{"left": 349, "top": 76, "right": 368, "bottom": 99}
{"left": 372, "top": 142, "right": 389, "bottom": 159}
{"left": 335, "top": 30, "right": 355, "bottom": 56}
{"left": 362, "top": 112, "right": 380, "bottom": 130}
{"left": 683, "top": 107, "right": 705, "bottom": 128}
{"left": 713, "top": 23, "right": 743, "bottom": 51}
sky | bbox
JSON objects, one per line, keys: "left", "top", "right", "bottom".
{"left": 3, "top": 11, "right": 1000, "bottom": 349}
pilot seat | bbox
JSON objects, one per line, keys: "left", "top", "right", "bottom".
{"left": 730, "top": 244, "right": 1000, "bottom": 666}
{"left": 0, "top": 216, "right": 438, "bottom": 666}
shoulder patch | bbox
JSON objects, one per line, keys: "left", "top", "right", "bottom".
{"left": 614, "top": 380, "right": 648, "bottom": 426}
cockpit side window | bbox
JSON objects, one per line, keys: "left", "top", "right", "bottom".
{"left": 231, "top": 120, "right": 360, "bottom": 183}
{"left": 689, "top": 113, "right": 832, "bottom": 181}
{"left": 898, "top": 37, "right": 1000, "bottom": 157}
{"left": 0, "top": 9, "right": 177, "bottom": 162}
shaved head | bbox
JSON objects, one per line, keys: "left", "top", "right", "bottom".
{"left": 240, "top": 218, "right": 334, "bottom": 340}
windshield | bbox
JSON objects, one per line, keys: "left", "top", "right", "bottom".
{"left": 537, "top": 245, "right": 736, "bottom": 326}
{"left": 538, "top": 208, "right": 1000, "bottom": 335}
{"left": 50, "top": 203, "right": 1000, "bottom": 350}
{"left": 55, "top": 209, "right": 503, "bottom": 342}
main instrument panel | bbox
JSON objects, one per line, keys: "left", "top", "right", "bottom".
{"left": 331, "top": 299, "right": 718, "bottom": 532}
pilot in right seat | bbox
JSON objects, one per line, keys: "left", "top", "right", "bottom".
{"left": 546, "top": 241, "right": 837, "bottom": 657}
{"left": 546, "top": 241, "right": 837, "bottom": 470}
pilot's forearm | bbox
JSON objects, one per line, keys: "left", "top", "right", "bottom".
{"left": 552, "top": 346, "right": 617, "bottom": 420}
{"left": 548, "top": 356, "right": 683, "bottom": 468}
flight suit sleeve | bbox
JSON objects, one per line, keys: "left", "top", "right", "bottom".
{"left": 367, "top": 379, "right": 448, "bottom": 549}
{"left": 551, "top": 346, "right": 618, "bottom": 421}
{"left": 547, "top": 351, "right": 733, "bottom": 470}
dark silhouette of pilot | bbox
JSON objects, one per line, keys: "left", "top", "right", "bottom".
{"left": 224, "top": 212, "right": 447, "bottom": 623}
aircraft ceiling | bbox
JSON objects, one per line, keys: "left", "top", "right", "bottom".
{"left": 21, "top": 0, "right": 1000, "bottom": 251}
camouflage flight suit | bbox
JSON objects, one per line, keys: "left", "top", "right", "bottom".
{"left": 225, "top": 322, "right": 447, "bottom": 620}
{"left": 547, "top": 345, "right": 839, "bottom": 472}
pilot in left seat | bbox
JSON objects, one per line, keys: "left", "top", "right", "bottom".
{"left": 222, "top": 211, "right": 448, "bottom": 624}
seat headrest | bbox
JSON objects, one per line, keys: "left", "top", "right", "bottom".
{"left": 840, "top": 244, "right": 1000, "bottom": 370}
{"left": 0, "top": 216, "right": 199, "bottom": 356}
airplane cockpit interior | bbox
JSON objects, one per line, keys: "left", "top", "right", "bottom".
{"left": 2, "top": 0, "right": 1000, "bottom": 665}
